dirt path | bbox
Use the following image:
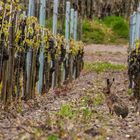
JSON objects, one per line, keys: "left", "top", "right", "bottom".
{"left": 0, "top": 44, "right": 140, "bottom": 140}
{"left": 84, "top": 44, "right": 128, "bottom": 65}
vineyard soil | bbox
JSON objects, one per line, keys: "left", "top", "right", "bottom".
{"left": 0, "top": 44, "right": 140, "bottom": 140}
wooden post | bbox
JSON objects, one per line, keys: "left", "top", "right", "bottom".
{"left": 129, "top": 13, "right": 136, "bottom": 51}
{"left": 52, "top": 0, "right": 59, "bottom": 88}
{"left": 53, "top": 0, "right": 59, "bottom": 36}
{"left": 25, "top": 0, "right": 35, "bottom": 100}
{"left": 129, "top": 14, "right": 133, "bottom": 51}
{"left": 136, "top": 8, "right": 140, "bottom": 41}
{"left": 74, "top": 10, "right": 78, "bottom": 40}
{"left": 28, "top": 0, "right": 35, "bottom": 17}
{"left": 5, "top": 1, "right": 16, "bottom": 105}
{"left": 69, "top": 8, "right": 74, "bottom": 82}
{"left": 38, "top": 0, "right": 47, "bottom": 94}
{"left": 1, "top": 2, "right": 9, "bottom": 103}
{"left": 65, "top": 1, "right": 70, "bottom": 46}
{"left": 89, "top": 0, "right": 93, "bottom": 19}
{"left": 130, "top": 12, "right": 136, "bottom": 50}
{"left": 47, "top": 0, "right": 51, "bottom": 19}
{"left": 62, "top": 1, "right": 70, "bottom": 83}
{"left": 60, "top": 0, "right": 65, "bottom": 34}
{"left": 21, "top": 11, "right": 27, "bottom": 99}
{"left": 73, "top": 10, "right": 78, "bottom": 79}
{"left": 70, "top": 8, "right": 74, "bottom": 38}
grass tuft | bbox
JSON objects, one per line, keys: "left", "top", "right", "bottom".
{"left": 58, "top": 104, "right": 73, "bottom": 118}
{"left": 48, "top": 134, "right": 59, "bottom": 140}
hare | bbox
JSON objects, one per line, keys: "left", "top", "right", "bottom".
{"left": 103, "top": 78, "right": 129, "bottom": 118}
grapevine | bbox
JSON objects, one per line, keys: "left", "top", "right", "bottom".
{"left": 0, "top": 1, "right": 84, "bottom": 105}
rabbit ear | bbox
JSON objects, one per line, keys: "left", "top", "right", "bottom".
{"left": 106, "top": 79, "right": 110, "bottom": 85}
{"left": 109, "top": 78, "right": 115, "bottom": 87}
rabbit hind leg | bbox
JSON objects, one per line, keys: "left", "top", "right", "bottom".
{"left": 109, "top": 107, "right": 114, "bottom": 115}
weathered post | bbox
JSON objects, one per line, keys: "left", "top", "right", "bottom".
{"left": 63, "top": 1, "right": 70, "bottom": 83}
{"left": 38, "top": 0, "right": 47, "bottom": 94}
{"left": 73, "top": 10, "right": 78, "bottom": 79}
{"left": 52, "top": 0, "right": 59, "bottom": 88}
{"left": 26, "top": 0, "right": 35, "bottom": 99}
{"left": 65, "top": 1, "right": 70, "bottom": 47}
{"left": 28, "top": 0, "right": 35, "bottom": 16}
{"left": 70, "top": 8, "right": 74, "bottom": 38}
{"left": 131, "top": 12, "right": 136, "bottom": 48}
{"left": 69, "top": 8, "right": 74, "bottom": 82}
{"left": 130, "top": 12, "right": 136, "bottom": 50}
{"left": 60, "top": 0, "right": 65, "bottom": 33}
{"left": 135, "top": 5, "right": 140, "bottom": 46}
{"left": 4, "top": 1, "right": 16, "bottom": 104}
{"left": 130, "top": 13, "right": 133, "bottom": 49}
{"left": 53, "top": 0, "right": 59, "bottom": 36}
{"left": 74, "top": 10, "right": 78, "bottom": 40}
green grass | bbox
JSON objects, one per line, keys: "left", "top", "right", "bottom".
{"left": 58, "top": 104, "right": 73, "bottom": 118}
{"left": 82, "top": 16, "right": 129, "bottom": 44}
{"left": 58, "top": 102, "right": 94, "bottom": 121}
{"left": 84, "top": 61, "right": 126, "bottom": 73}
{"left": 81, "top": 107, "right": 92, "bottom": 120}
{"left": 48, "top": 135, "right": 59, "bottom": 140}
{"left": 81, "top": 94, "right": 104, "bottom": 107}
{"left": 103, "top": 16, "right": 129, "bottom": 39}
{"left": 82, "top": 20, "right": 110, "bottom": 44}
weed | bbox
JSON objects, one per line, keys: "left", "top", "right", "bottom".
{"left": 58, "top": 104, "right": 73, "bottom": 118}
{"left": 82, "top": 107, "right": 92, "bottom": 120}
{"left": 94, "top": 93, "right": 104, "bottom": 106}
{"left": 48, "top": 134, "right": 59, "bottom": 140}
{"left": 128, "top": 88, "right": 133, "bottom": 95}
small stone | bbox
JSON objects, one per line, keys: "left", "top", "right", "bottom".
{"left": 130, "top": 106, "right": 135, "bottom": 110}
{"left": 136, "top": 112, "right": 140, "bottom": 116}
{"left": 125, "top": 134, "right": 130, "bottom": 138}
{"left": 106, "top": 137, "right": 110, "bottom": 140}
{"left": 128, "top": 125, "right": 132, "bottom": 128}
{"left": 128, "top": 129, "right": 133, "bottom": 133}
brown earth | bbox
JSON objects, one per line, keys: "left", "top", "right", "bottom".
{"left": 0, "top": 44, "right": 140, "bottom": 140}
{"left": 84, "top": 44, "right": 128, "bottom": 65}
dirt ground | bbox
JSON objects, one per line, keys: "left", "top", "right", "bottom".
{"left": 84, "top": 44, "right": 128, "bottom": 64}
{"left": 0, "top": 44, "right": 140, "bottom": 140}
